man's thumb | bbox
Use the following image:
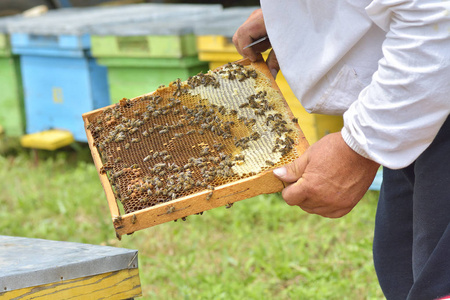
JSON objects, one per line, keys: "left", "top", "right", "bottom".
{"left": 273, "top": 156, "right": 306, "bottom": 183}
{"left": 267, "top": 49, "right": 279, "bottom": 80}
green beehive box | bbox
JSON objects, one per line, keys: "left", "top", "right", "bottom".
{"left": 97, "top": 56, "right": 208, "bottom": 102}
{"left": 90, "top": 5, "right": 223, "bottom": 103}
{"left": 90, "top": 5, "right": 222, "bottom": 59}
{"left": 91, "top": 34, "right": 198, "bottom": 59}
{"left": 0, "top": 16, "right": 25, "bottom": 137}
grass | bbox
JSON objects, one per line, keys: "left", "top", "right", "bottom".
{"left": 0, "top": 142, "right": 384, "bottom": 299}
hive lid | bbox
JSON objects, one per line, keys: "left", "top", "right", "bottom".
{"left": 6, "top": 4, "right": 223, "bottom": 36}
{"left": 0, "top": 15, "right": 24, "bottom": 34}
{"left": 89, "top": 5, "right": 224, "bottom": 36}
{"left": 0, "top": 235, "right": 138, "bottom": 292}
{"left": 193, "top": 6, "right": 259, "bottom": 37}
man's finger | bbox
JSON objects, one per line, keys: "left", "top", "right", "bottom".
{"left": 266, "top": 49, "right": 279, "bottom": 79}
{"left": 232, "top": 9, "right": 268, "bottom": 62}
{"left": 281, "top": 178, "right": 308, "bottom": 206}
{"left": 273, "top": 153, "right": 309, "bottom": 183}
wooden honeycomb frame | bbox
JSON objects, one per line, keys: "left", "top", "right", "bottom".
{"left": 82, "top": 58, "right": 309, "bottom": 238}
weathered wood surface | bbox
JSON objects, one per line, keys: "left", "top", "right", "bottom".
{"left": 0, "top": 269, "right": 141, "bottom": 300}
{"left": 0, "top": 236, "right": 141, "bottom": 299}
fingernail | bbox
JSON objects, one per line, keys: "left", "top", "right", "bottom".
{"left": 273, "top": 167, "right": 286, "bottom": 178}
{"left": 270, "top": 69, "right": 277, "bottom": 80}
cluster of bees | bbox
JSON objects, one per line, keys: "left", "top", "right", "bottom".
{"left": 87, "top": 63, "right": 300, "bottom": 215}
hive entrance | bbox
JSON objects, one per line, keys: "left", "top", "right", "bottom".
{"left": 84, "top": 59, "right": 307, "bottom": 235}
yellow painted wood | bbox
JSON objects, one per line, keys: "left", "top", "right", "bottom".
{"left": 20, "top": 129, "right": 74, "bottom": 150}
{"left": 204, "top": 56, "right": 344, "bottom": 144}
{"left": 0, "top": 268, "right": 141, "bottom": 300}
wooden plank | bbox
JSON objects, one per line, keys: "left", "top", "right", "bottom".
{"left": 83, "top": 57, "right": 309, "bottom": 238}
{"left": 0, "top": 268, "right": 141, "bottom": 300}
{"left": 83, "top": 112, "right": 121, "bottom": 219}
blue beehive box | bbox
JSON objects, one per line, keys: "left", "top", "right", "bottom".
{"left": 8, "top": 8, "right": 108, "bottom": 143}
{"left": 7, "top": 4, "right": 223, "bottom": 143}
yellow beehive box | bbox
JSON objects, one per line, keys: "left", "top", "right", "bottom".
{"left": 196, "top": 35, "right": 343, "bottom": 144}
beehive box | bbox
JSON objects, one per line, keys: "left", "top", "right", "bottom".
{"left": 90, "top": 6, "right": 222, "bottom": 104}
{"left": 0, "top": 235, "right": 141, "bottom": 299}
{"left": 0, "top": 15, "right": 25, "bottom": 137}
{"left": 95, "top": 56, "right": 208, "bottom": 104}
{"left": 83, "top": 59, "right": 309, "bottom": 238}
{"left": 90, "top": 5, "right": 223, "bottom": 59}
{"left": 7, "top": 4, "right": 222, "bottom": 142}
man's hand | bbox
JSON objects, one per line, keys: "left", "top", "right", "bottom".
{"left": 273, "top": 132, "right": 380, "bottom": 218}
{"left": 232, "top": 8, "right": 280, "bottom": 79}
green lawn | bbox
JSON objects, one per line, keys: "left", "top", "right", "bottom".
{"left": 0, "top": 142, "right": 384, "bottom": 299}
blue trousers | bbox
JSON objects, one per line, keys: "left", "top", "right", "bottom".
{"left": 373, "top": 117, "right": 450, "bottom": 299}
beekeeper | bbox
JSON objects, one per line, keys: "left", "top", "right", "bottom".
{"left": 233, "top": 1, "right": 450, "bottom": 299}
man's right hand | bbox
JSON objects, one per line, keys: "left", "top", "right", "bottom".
{"left": 232, "top": 8, "right": 280, "bottom": 79}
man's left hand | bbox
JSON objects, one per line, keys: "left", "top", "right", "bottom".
{"left": 273, "top": 132, "right": 380, "bottom": 218}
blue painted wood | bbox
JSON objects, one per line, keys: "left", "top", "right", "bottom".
{"left": 369, "top": 169, "right": 383, "bottom": 191}
{"left": 11, "top": 33, "right": 90, "bottom": 57}
{"left": 21, "top": 55, "right": 109, "bottom": 142}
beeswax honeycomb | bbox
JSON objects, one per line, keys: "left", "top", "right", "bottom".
{"left": 85, "top": 62, "right": 301, "bottom": 215}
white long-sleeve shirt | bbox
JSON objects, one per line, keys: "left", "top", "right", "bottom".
{"left": 261, "top": 0, "right": 450, "bottom": 169}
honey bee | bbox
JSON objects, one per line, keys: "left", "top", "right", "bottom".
{"left": 206, "top": 191, "right": 213, "bottom": 201}
{"left": 158, "top": 204, "right": 190, "bottom": 216}
{"left": 159, "top": 129, "right": 168, "bottom": 134}
{"left": 131, "top": 214, "right": 137, "bottom": 224}
{"left": 131, "top": 138, "right": 141, "bottom": 143}
{"left": 112, "top": 170, "right": 124, "bottom": 178}
{"left": 213, "top": 143, "right": 224, "bottom": 151}
{"left": 292, "top": 117, "right": 298, "bottom": 123}
{"left": 200, "top": 147, "right": 210, "bottom": 156}
{"left": 154, "top": 163, "right": 167, "bottom": 169}
{"left": 265, "top": 160, "right": 275, "bottom": 166}
{"left": 225, "top": 203, "right": 234, "bottom": 209}
{"left": 112, "top": 215, "right": 123, "bottom": 224}
{"left": 143, "top": 155, "right": 152, "bottom": 162}
{"left": 251, "top": 132, "right": 261, "bottom": 140}
{"left": 163, "top": 155, "right": 172, "bottom": 161}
